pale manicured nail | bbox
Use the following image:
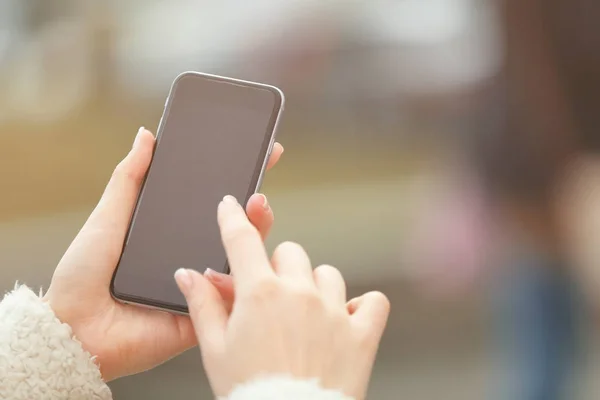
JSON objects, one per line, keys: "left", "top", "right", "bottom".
{"left": 204, "top": 268, "right": 224, "bottom": 283}
{"left": 257, "top": 194, "right": 269, "bottom": 211}
{"left": 174, "top": 268, "right": 193, "bottom": 294}
{"left": 223, "top": 195, "right": 238, "bottom": 205}
{"left": 133, "top": 127, "right": 145, "bottom": 148}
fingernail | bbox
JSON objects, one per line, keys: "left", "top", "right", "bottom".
{"left": 223, "top": 195, "right": 238, "bottom": 205}
{"left": 133, "top": 127, "right": 145, "bottom": 148}
{"left": 258, "top": 194, "right": 269, "bottom": 211}
{"left": 204, "top": 268, "right": 224, "bottom": 283}
{"left": 174, "top": 268, "right": 193, "bottom": 294}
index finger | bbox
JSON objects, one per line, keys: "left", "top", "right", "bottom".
{"left": 217, "top": 195, "right": 273, "bottom": 285}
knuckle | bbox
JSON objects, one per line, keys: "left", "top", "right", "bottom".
{"left": 112, "top": 161, "right": 140, "bottom": 184}
{"left": 274, "top": 241, "right": 305, "bottom": 256}
{"left": 314, "top": 264, "right": 341, "bottom": 277}
{"left": 366, "top": 291, "right": 391, "bottom": 315}
{"left": 246, "top": 277, "right": 281, "bottom": 302}
{"left": 292, "top": 286, "right": 323, "bottom": 308}
{"left": 221, "top": 221, "right": 259, "bottom": 243}
{"left": 111, "top": 161, "right": 127, "bottom": 179}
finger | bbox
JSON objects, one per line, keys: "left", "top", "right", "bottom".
{"left": 218, "top": 195, "right": 273, "bottom": 286}
{"left": 271, "top": 241, "right": 313, "bottom": 284}
{"left": 313, "top": 265, "right": 346, "bottom": 306}
{"left": 204, "top": 268, "right": 235, "bottom": 313}
{"left": 175, "top": 268, "right": 227, "bottom": 351}
{"left": 86, "top": 127, "right": 154, "bottom": 231}
{"left": 348, "top": 291, "right": 391, "bottom": 339}
{"left": 246, "top": 193, "right": 274, "bottom": 240}
{"left": 266, "top": 143, "right": 284, "bottom": 170}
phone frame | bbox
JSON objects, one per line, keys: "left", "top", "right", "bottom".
{"left": 109, "top": 71, "right": 285, "bottom": 314}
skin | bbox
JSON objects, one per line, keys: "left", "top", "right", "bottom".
{"left": 43, "top": 127, "right": 284, "bottom": 381}
{"left": 176, "top": 195, "right": 390, "bottom": 399}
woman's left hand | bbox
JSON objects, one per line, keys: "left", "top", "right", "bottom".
{"left": 43, "top": 127, "right": 284, "bottom": 381}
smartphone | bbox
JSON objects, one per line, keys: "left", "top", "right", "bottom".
{"left": 110, "top": 72, "right": 284, "bottom": 314}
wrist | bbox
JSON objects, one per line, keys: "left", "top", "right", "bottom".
{"left": 42, "top": 291, "right": 113, "bottom": 381}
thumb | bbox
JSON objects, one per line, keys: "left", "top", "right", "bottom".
{"left": 175, "top": 268, "right": 228, "bottom": 351}
{"left": 85, "top": 127, "right": 154, "bottom": 233}
{"left": 56, "top": 127, "right": 154, "bottom": 284}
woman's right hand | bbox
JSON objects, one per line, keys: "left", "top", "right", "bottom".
{"left": 175, "top": 195, "right": 390, "bottom": 399}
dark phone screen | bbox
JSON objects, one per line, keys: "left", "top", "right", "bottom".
{"left": 112, "top": 73, "right": 282, "bottom": 310}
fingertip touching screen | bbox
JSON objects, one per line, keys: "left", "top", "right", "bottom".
{"left": 112, "top": 73, "right": 282, "bottom": 310}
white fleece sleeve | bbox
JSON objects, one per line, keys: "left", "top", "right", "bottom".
{"left": 225, "top": 376, "right": 355, "bottom": 400}
{"left": 0, "top": 285, "right": 112, "bottom": 400}
{"left": 0, "top": 285, "right": 354, "bottom": 400}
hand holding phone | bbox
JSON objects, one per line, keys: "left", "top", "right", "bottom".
{"left": 111, "top": 72, "right": 285, "bottom": 313}
{"left": 44, "top": 125, "right": 283, "bottom": 381}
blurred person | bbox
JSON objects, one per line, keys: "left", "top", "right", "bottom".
{"left": 0, "top": 128, "right": 389, "bottom": 400}
{"left": 470, "top": 0, "right": 600, "bottom": 399}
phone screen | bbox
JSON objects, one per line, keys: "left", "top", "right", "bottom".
{"left": 111, "top": 73, "right": 283, "bottom": 311}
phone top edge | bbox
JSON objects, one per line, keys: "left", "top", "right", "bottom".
{"left": 171, "top": 71, "right": 285, "bottom": 102}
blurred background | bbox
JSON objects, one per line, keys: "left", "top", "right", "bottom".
{"left": 2, "top": 0, "right": 600, "bottom": 399}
